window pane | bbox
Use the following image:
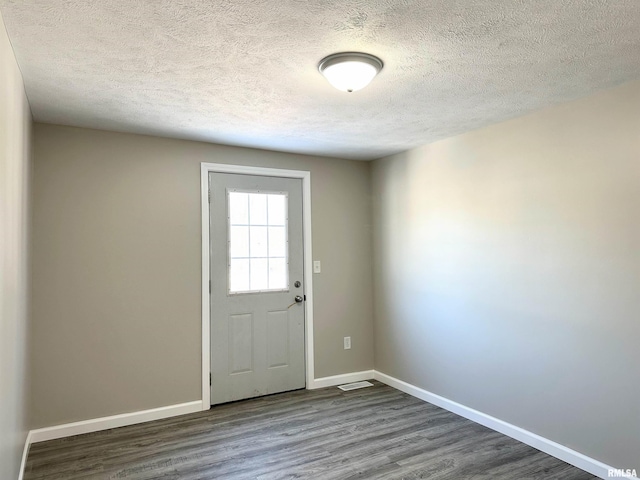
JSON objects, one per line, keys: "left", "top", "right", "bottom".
{"left": 269, "top": 258, "right": 287, "bottom": 289}
{"left": 249, "top": 194, "right": 268, "bottom": 225}
{"left": 267, "top": 194, "right": 286, "bottom": 226}
{"left": 230, "top": 226, "right": 249, "bottom": 258}
{"left": 250, "top": 258, "right": 268, "bottom": 290}
{"left": 230, "top": 259, "right": 250, "bottom": 292}
{"left": 268, "top": 227, "right": 286, "bottom": 258}
{"left": 249, "top": 226, "right": 268, "bottom": 257}
{"left": 228, "top": 191, "right": 289, "bottom": 294}
{"left": 229, "top": 192, "right": 249, "bottom": 225}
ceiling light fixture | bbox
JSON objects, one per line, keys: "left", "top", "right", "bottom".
{"left": 318, "top": 52, "right": 383, "bottom": 93}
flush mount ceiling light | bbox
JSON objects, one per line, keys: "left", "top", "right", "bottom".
{"left": 318, "top": 52, "right": 383, "bottom": 93}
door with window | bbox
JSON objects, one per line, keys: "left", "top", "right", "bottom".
{"left": 209, "top": 172, "right": 305, "bottom": 405}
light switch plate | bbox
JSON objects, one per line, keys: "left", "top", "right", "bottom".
{"left": 344, "top": 336, "right": 351, "bottom": 350}
{"left": 313, "top": 260, "right": 321, "bottom": 273}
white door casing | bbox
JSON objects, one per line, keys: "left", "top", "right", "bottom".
{"left": 201, "top": 163, "right": 314, "bottom": 409}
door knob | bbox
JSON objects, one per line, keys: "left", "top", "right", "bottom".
{"left": 287, "top": 296, "right": 305, "bottom": 309}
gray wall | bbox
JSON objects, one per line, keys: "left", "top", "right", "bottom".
{"left": 0, "top": 10, "right": 32, "bottom": 480}
{"left": 372, "top": 80, "right": 640, "bottom": 469}
{"left": 31, "top": 124, "right": 374, "bottom": 428}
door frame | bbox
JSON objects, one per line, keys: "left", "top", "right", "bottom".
{"left": 200, "top": 162, "right": 314, "bottom": 409}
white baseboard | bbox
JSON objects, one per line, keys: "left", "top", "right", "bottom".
{"left": 29, "top": 400, "right": 203, "bottom": 444}
{"left": 310, "top": 370, "right": 374, "bottom": 389}
{"left": 374, "top": 371, "right": 628, "bottom": 480}
{"left": 18, "top": 431, "right": 32, "bottom": 480}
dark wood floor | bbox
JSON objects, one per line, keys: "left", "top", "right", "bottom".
{"left": 25, "top": 381, "right": 595, "bottom": 479}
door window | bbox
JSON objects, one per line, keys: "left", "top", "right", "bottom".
{"left": 228, "top": 190, "right": 288, "bottom": 294}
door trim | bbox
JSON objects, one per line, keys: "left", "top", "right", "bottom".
{"left": 201, "top": 162, "right": 314, "bottom": 409}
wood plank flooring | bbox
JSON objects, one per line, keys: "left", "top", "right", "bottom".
{"left": 25, "top": 381, "right": 596, "bottom": 479}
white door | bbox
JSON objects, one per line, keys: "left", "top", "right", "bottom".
{"left": 209, "top": 172, "right": 305, "bottom": 405}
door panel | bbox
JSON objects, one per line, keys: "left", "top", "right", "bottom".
{"left": 229, "top": 314, "right": 253, "bottom": 375}
{"left": 210, "top": 172, "right": 305, "bottom": 405}
{"left": 267, "top": 311, "right": 289, "bottom": 368}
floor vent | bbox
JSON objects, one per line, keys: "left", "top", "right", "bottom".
{"left": 338, "top": 381, "right": 374, "bottom": 391}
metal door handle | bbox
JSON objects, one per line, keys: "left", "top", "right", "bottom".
{"left": 287, "top": 296, "right": 305, "bottom": 309}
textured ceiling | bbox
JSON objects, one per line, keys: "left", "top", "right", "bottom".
{"left": 2, "top": 1, "right": 640, "bottom": 160}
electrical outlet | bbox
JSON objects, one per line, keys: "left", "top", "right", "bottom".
{"left": 344, "top": 336, "right": 351, "bottom": 350}
{"left": 313, "top": 260, "right": 321, "bottom": 273}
